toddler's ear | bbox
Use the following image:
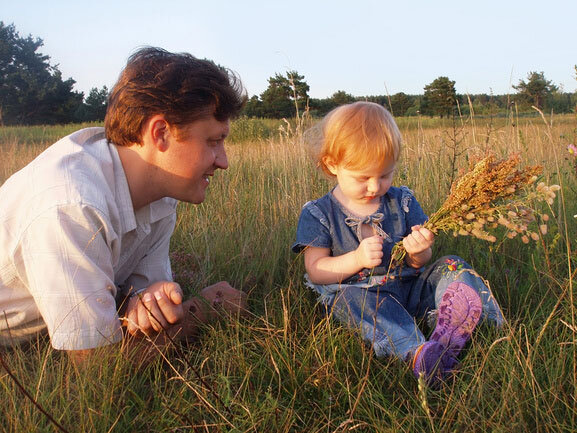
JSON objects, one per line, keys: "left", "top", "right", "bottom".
{"left": 323, "top": 156, "right": 338, "bottom": 175}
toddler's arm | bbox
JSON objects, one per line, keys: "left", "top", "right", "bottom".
{"left": 403, "top": 225, "right": 434, "bottom": 268}
{"left": 304, "top": 235, "right": 384, "bottom": 284}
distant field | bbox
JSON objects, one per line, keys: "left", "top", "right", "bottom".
{"left": 1, "top": 113, "right": 576, "bottom": 432}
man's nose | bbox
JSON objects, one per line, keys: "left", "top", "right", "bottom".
{"left": 215, "top": 146, "right": 228, "bottom": 170}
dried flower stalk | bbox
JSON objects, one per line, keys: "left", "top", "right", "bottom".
{"left": 390, "top": 154, "right": 560, "bottom": 266}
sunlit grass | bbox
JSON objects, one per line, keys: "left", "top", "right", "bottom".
{"left": 1, "top": 113, "right": 576, "bottom": 432}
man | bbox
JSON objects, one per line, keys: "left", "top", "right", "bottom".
{"left": 0, "top": 47, "right": 247, "bottom": 363}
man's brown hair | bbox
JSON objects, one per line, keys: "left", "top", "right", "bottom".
{"left": 105, "top": 47, "right": 246, "bottom": 146}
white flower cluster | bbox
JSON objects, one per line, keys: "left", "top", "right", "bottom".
{"left": 536, "top": 182, "right": 561, "bottom": 205}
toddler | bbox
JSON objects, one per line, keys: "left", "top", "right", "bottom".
{"left": 292, "top": 102, "right": 504, "bottom": 384}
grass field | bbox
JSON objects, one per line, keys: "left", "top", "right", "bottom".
{"left": 1, "top": 112, "right": 576, "bottom": 432}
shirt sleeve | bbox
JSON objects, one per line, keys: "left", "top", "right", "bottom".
{"left": 400, "top": 186, "right": 428, "bottom": 233}
{"left": 291, "top": 201, "right": 332, "bottom": 253}
{"left": 15, "top": 204, "right": 123, "bottom": 351}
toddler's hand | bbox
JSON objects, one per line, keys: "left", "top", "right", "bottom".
{"left": 403, "top": 225, "right": 435, "bottom": 255}
{"left": 355, "top": 235, "right": 384, "bottom": 269}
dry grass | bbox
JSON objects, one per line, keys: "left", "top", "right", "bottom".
{"left": 1, "top": 112, "right": 576, "bottom": 432}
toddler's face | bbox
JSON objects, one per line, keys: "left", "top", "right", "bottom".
{"left": 328, "top": 159, "right": 396, "bottom": 207}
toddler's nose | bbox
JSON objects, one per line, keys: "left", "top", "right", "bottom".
{"left": 367, "top": 178, "right": 379, "bottom": 193}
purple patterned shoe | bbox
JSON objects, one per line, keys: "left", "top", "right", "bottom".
{"left": 412, "top": 341, "right": 452, "bottom": 385}
{"left": 430, "top": 281, "right": 483, "bottom": 362}
{"left": 412, "top": 282, "right": 483, "bottom": 385}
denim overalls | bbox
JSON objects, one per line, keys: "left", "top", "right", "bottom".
{"left": 292, "top": 186, "right": 504, "bottom": 360}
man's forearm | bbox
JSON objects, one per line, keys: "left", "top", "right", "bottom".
{"left": 66, "top": 333, "right": 171, "bottom": 369}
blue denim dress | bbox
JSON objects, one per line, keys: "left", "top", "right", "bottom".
{"left": 292, "top": 186, "right": 504, "bottom": 360}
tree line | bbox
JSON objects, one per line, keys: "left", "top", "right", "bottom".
{"left": 1, "top": 21, "right": 576, "bottom": 126}
{"left": 245, "top": 72, "right": 576, "bottom": 119}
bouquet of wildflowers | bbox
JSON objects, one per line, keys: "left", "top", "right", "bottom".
{"left": 390, "top": 153, "right": 560, "bottom": 266}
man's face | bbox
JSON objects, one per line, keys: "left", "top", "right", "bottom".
{"left": 160, "top": 116, "right": 230, "bottom": 203}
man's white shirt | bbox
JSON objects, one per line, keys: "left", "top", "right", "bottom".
{"left": 0, "top": 128, "right": 177, "bottom": 350}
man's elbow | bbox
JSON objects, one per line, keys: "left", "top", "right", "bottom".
{"left": 66, "top": 348, "right": 99, "bottom": 365}
{"left": 65, "top": 344, "right": 117, "bottom": 367}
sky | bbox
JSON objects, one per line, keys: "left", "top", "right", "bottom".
{"left": 2, "top": 0, "right": 576, "bottom": 99}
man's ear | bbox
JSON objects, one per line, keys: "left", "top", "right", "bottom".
{"left": 145, "top": 115, "right": 170, "bottom": 152}
{"left": 323, "top": 156, "right": 338, "bottom": 175}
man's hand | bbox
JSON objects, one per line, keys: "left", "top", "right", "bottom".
{"left": 123, "top": 281, "right": 184, "bottom": 336}
{"left": 165, "top": 282, "right": 248, "bottom": 341}
{"left": 71, "top": 281, "right": 247, "bottom": 367}
{"left": 198, "top": 281, "right": 248, "bottom": 322}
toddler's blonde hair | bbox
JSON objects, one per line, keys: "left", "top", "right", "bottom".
{"left": 311, "top": 101, "right": 401, "bottom": 177}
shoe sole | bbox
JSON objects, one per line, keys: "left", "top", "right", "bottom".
{"left": 430, "top": 281, "right": 482, "bottom": 358}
